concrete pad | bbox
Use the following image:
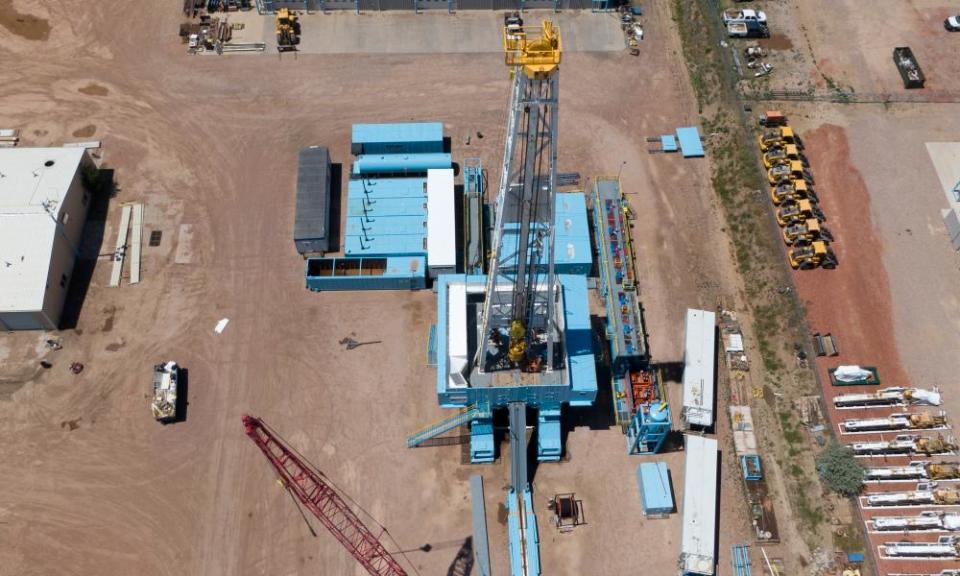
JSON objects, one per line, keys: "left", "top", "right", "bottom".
{"left": 262, "top": 11, "right": 625, "bottom": 54}
{"left": 174, "top": 224, "right": 194, "bottom": 265}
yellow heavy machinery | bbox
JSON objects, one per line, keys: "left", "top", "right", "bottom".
{"left": 776, "top": 198, "right": 824, "bottom": 227}
{"left": 770, "top": 179, "right": 816, "bottom": 206}
{"left": 503, "top": 16, "right": 561, "bottom": 78}
{"left": 767, "top": 159, "right": 812, "bottom": 185}
{"left": 918, "top": 435, "right": 959, "bottom": 455}
{"left": 788, "top": 240, "right": 837, "bottom": 270}
{"left": 275, "top": 8, "right": 300, "bottom": 51}
{"left": 782, "top": 218, "right": 833, "bottom": 246}
{"left": 757, "top": 126, "right": 799, "bottom": 152}
{"left": 929, "top": 463, "right": 960, "bottom": 480}
{"left": 762, "top": 143, "right": 801, "bottom": 169}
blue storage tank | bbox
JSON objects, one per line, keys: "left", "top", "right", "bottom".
{"left": 353, "top": 153, "right": 452, "bottom": 175}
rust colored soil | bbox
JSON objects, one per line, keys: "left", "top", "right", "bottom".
{"left": 793, "top": 124, "right": 911, "bottom": 391}
{"left": 760, "top": 33, "right": 793, "bottom": 51}
{"left": 0, "top": 0, "right": 49, "bottom": 41}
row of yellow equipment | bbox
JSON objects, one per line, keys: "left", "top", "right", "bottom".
{"left": 756, "top": 119, "right": 838, "bottom": 270}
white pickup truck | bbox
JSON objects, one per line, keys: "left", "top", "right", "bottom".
{"left": 723, "top": 9, "right": 767, "bottom": 24}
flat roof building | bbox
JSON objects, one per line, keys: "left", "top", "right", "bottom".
{"left": 0, "top": 147, "right": 92, "bottom": 331}
{"left": 682, "top": 308, "right": 717, "bottom": 429}
{"left": 680, "top": 435, "right": 718, "bottom": 576}
{"left": 426, "top": 168, "right": 456, "bottom": 278}
{"left": 293, "top": 147, "right": 331, "bottom": 256}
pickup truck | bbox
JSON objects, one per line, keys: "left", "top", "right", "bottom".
{"left": 728, "top": 21, "right": 770, "bottom": 38}
{"left": 723, "top": 9, "right": 767, "bottom": 24}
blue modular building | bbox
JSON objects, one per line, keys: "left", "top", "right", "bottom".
{"left": 497, "top": 192, "right": 593, "bottom": 277}
{"left": 637, "top": 462, "right": 674, "bottom": 517}
{"left": 306, "top": 122, "right": 455, "bottom": 290}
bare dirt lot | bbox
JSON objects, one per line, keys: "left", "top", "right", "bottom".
{"left": 0, "top": 1, "right": 771, "bottom": 575}
{"left": 764, "top": 1, "right": 960, "bottom": 569}
{"left": 733, "top": 0, "right": 960, "bottom": 98}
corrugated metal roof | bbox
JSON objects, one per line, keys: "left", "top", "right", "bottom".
{"left": 681, "top": 435, "right": 718, "bottom": 575}
{"left": 682, "top": 308, "right": 717, "bottom": 427}
{"left": 293, "top": 147, "right": 330, "bottom": 244}
{"left": 427, "top": 168, "right": 456, "bottom": 269}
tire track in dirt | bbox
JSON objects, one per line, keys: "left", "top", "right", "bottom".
{"left": 793, "top": 124, "right": 911, "bottom": 389}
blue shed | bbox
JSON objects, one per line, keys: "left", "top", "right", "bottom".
{"left": 637, "top": 462, "right": 673, "bottom": 517}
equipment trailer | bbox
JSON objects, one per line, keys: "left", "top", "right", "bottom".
{"left": 834, "top": 387, "right": 942, "bottom": 409}
{"left": 152, "top": 361, "right": 179, "bottom": 423}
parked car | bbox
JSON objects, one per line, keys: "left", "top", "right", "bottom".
{"left": 946, "top": 15, "right": 960, "bottom": 31}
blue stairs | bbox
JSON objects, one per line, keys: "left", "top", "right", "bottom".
{"left": 407, "top": 405, "right": 487, "bottom": 448}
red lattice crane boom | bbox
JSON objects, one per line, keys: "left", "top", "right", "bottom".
{"left": 242, "top": 415, "right": 408, "bottom": 576}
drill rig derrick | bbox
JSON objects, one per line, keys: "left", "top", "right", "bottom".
{"left": 476, "top": 20, "right": 563, "bottom": 379}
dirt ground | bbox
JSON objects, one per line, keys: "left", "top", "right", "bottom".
{"left": 0, "top": 1, "right": 773, "bottom": 576}
{"left": 711, "top": 1, "right": 960, "bottom": 572}
{"left": 734, "top": 0, "right": 960, "bottom": 97}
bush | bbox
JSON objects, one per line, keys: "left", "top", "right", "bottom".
{"left": 817, "top": 441, "right": 864, "bottom": 496}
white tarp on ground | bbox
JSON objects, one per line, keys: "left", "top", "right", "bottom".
{"left": 834, "top": 365, "right": 872, "bottom": 382}
{"left": 944, "top": 514, "right": 960, "bottom": 530}
{"left": 913, "top": 388, "right": 943, "bottom": 406}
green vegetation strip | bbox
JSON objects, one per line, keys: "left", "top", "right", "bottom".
{"left": 673, "top": 0, "right": 827, "bottom": 543}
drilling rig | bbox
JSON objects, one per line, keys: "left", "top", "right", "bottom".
{"left": 471, "top": 16, "right": 562, "bottom": 576}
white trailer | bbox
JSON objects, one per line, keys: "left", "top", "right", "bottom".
{"left": 872, "top": 511, "right": 960, "bottom": 533}
{"left": 841, "top": 412, "right": 949, "bottom": 435}
{"left": 881, "top": 536, "right": 960, "bottom": 558}
{"left": 865, "top": 462, "right": 960, "bottom": 483}
{"left": 850, "top": 434, "right": 957, "bottom": 457}
{"left": 834, "top": 387, "right": 942, "bottom": 409}
{"left": 681, "top": 309, "right": 716, "bottom": 429}
{"left": 862, "top": 483, "right": 960, "bottom": 509}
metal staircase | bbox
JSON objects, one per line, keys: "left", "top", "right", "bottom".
{"left": 406, "top": 404, "right": 488, "bottom": 448}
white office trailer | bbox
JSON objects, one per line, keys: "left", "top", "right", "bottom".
{"left": 680, "top": 434, "right": 719, "bottom": 576}
{"left": 682, "top": 308, "right": 717, "bottom": 428}
{"left": 0, "top": 147, "right": 94, "bottom": 330}
{"left": 426, "top": 168, "right": 456, "bottom": 278}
